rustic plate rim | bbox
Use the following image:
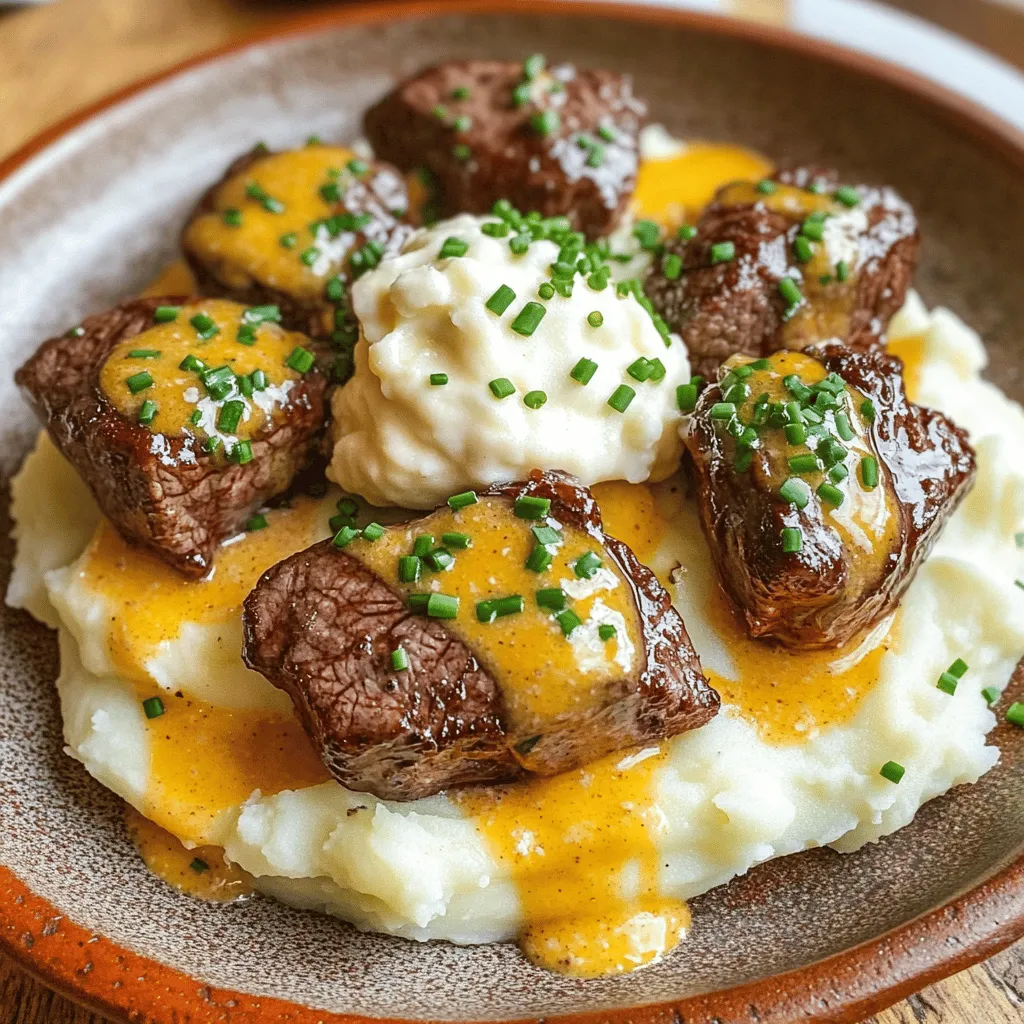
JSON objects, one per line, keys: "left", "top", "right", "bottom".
{"left": 2, "top": 2, "right": 1024, "bottom": 1022}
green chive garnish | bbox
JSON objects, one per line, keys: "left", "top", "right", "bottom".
{"left": 677, "top": 224, "right": 697, "bottom": 241}
{"left": 860, "top": 398, "right": 876, "bottom": 422}
{"left": 452, "top": 143, "right": 472, "bottom": 163}
{"left": 598, "top": 624, "right": 617, "bottom": 642}
{"left": 781, "top": 527, "right": 803, "bottom": 553}
{"left": 223, "top": 208, "right": 243, "bottom": 227}
{"left": 286, "top": 346, "right": 315, "bottom": 373}
{"left": 426, "top": 593, "right": 459, "bottom": 619}
{"left": 556, "top": 608, "right": 582, "bottom": 637}
{"left": 677, "top": 382, "right": 699, "bottom": 413}
{"left": 442, "top": 531, "right": 471, "bottom": 549}
{"left": 429, "top": 373, "right": 449, "bottom": 386}
{"left": 246, "top": 513, "right": 268, "bottom": 531}
{"left": 755, "top": 179, "right": 777, "bottom": 194}
{"left": 126, "top": 371, "right": 153, "bottom": 394}
{"left": 709, "top": 241, "right": 735, "bottom": 265}
{"left": 524, "top": 390, "right": 547, "bottom": 410}
{"left": 137, "top": 400, "right": 158, "bottom": 426}
{"left": 142, "top": 696, "right": 164, "bottom": 719}
{"left": 447, "top": 491, "right": 478, "bottom": 511}
{"left": 439, "top": 236, "right": 469, "bottom": 259}
{"left": 391, "top": 647, "right": 409, "bottom": 671}
{"left": 793, "top": 236, "right": 813, "bottom": 264}
{"left": 778, "top": 276, "right": 802, "bottom": 309}
{"left": 229, "top": 440, "right": 253, "bottom": 464}
{"left": 538, "top": 282, "right": 555, "bottom": 300}
{"left": 587, "top": 311, "right": 604, "bottom": 328}
{"left": 300, "top": 247, "right": 320, "bottom": 266}
{"left": 154, "top": 306, "right": 179, "bottom": 323}
{"left": 860, "top": 455, "right": 879, "bottom": 489}
{"left": 514, "top": 495, "right": 551, "bottom": 520}
{"left": 662, "top": 253, "right": 682, "bottom": 280}
{"left": 398, "top": 555, "right": 421, "bottom": 583}
{"left": 523, "top": 53, "right": 545, "bottom": 80}
{"left": 880, "top": 761, "right": 905, "bottom": 784}
{"left": 190, "top": 858, "right": 209, "bottom": 873}
{"left": 982, "top": 686, "right": 1001, "bottom": 706}
{"left": 489, "top": 377, "right": 516, "bottom": 399}
{"left": 607, "top": 384, "right": 635, "bottom": 413}
{"left": 280, "top": 232, "right": 298, "bottom": 249}
{"left": 477, "top": 595, "right": 525, "bottom": 622}
{"left": 536, "top": 587, "right": 567, "bottom": 612}
{"left": 510, "top": 301, "right": 546, "bottom": 337}
{"left": 412, "top": 535, "right": 434, "bottom": 557}
{"left": 189, "top": 313, "right": 219, "bottom": 340}
{"left": 128, "top": 349, "right": 161, "bottom": 360}
{"left": 530, "top": 110, "right": 560, "bottom": 136}
{"left": 362, "top": 522, "right": 385, "bottom": 541}
{"left": 788, "top": 453, "right": 821, "bottom": 475}
{"left": 573, "top": 551, "right": 602, "bottom": 579}
{"left": 332, "top": 525, "right": 360, "bottom": 548}
{"left": 818, "top": 482, "right": 845, "bottom": 507}
{"left": 834, "top": 185, "right": 860, "bottom": 207}
{"left": 485, "top": 284, "right": 516, "bottom": 315}
{"left": 779, "top": 477, "right": 811, "bottom": 509}
{"left": 570, "top": 358, "right": 598, "bottom": 386}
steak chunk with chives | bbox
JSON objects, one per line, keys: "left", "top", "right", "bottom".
{"left": 182, "top": 143, "right": 414, "bottom": 383}
{"left": 685, "top": 344, "right": 975, "bottom": 649}
{"left": 364, "top": 57, "right": 646, "bottom": 238}
{"left": 16, "top": 296, "right": 329, "bottom": 577}
{"left": 242, "top": 471, "right": 718, "bottom": 800}
{"left": 647, "top": 168, "right": 919, "bottom": 380}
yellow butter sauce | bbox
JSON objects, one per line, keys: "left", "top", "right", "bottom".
{"left": 634, "top": 142, "right": 773, "bottom": 228}
{"left": 78, "top": 498, "right": 334, "bottom": 841}
{"left": 889, "top": 332, "right": 926, "bottom": 403}
{"left": 125, "top": 804, "right": 254, "bottom": 902}
{"left": 138, "top": 259, "right": 197, "bottom": 298}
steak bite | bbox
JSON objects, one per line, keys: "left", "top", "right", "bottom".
{"left": 16, "top": 296, "right": 329, "bottom": 578}
{"left": 685, "top": 344, "right": 975, "bottom": 649}
{"left": 364, "top": 57, "right": 646, "bottom": 238}
{"left": 243, "top": 471, "right": 718, "bottom": 800}
{"left": 646, "top": 168, "right": 919, "bottom": 381}
{"left": 182, "top": 143, "right": 414, "bottom": 382}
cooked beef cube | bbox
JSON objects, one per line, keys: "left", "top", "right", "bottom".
{"left": 16, "top": 296, "right": 329, "bottom": 578}
{"left": 647, "top": 167, "right": 919, "bottom": 380}
{"left": 182, "top": 144, "right": 413, "bottom": 377}
{"left": 685, "top": 344, "right": 975, "bottom": 649}
{"left": 364, "top": 58, "right": 646, "bottom": 238}
{"left": 243, "top": 471, "right": 718, "bottom": 800}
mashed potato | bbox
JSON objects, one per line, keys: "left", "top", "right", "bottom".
{"left": 328, "top": 213, "right": 689, "bottom": 508}
{"left": 10, "top": 292, "right": 1024, "bottom": 948}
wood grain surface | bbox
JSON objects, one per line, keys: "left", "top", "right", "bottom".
{"left": 1, "top": 0, "right": 1023, "bottom": 1022}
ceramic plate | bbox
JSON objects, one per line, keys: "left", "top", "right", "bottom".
{"left": 2, "top": 3, "right": 1024, "bottom": 1022}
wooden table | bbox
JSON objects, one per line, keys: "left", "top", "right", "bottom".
{"left": 1, "top": 1, "right": 1023, "bottom": 1021}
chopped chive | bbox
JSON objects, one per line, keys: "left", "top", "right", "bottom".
{"left": 332, "top": 524, "right": 360, "bottom": 548}
{"left": 556, "top": 608, "right": 582, "bottom": 636}
{"left": 190, "top": 858, "right": 209, "bottom": 873}
{"left": 398, "top": 555, "right": 421, "bottom": 583}
{"left": 447, "top": 490, "right": 478, "bottom": 511}
{"left": 489, "top": 377, "right": 516, "bottom": 399}
{"left": 202, "top": 437, "right": 222, "bottom": 454}
{"left": 785, "top": 422, "right": 807, "bottom": 445}
{"left": 662, "top": 252, "right": 683, "bottom": 280}
{"left": 391, "top": 647, "right": 409, "bottom": 671}
{"left": 778, "top": 276, "right": 802, "bottom": 309}
{"left": 485, "top": 284, "right": 516, "bottom": 315}
{"left": 512, "top": 82, "right": 532, "bottom": 107}
{"left": 188, "top": 409, "right": 202, "bottom": 426}
{"left": 781, "top": 526, "right": 803, "bottom": 553}
{"left": 452, "top": 115, "right": 472, "bottom": 133}
{"left": 426, "top": 593, "right": 459, "bottom": 619}
{"left": 836, "top": 260, "right": 850, "bottom": 283}
{"left": 300, "top": 247, "right": 320, "bottom": 266}
{"left": 286, "top": 346, "right": 315, "bottom": 373}
{"left": 279, "top": 232, "right": 298, "bottom": 249}
{"left": 709, "top": 241, "right": 735, "bottom": 265}
{"left": 633, "top": 221, "right": 660, "bottom": 250}
{"left": 189, "top": 313, "right": 219, "bottom": 340}
{"left": 793, "top": 235, "right": 813, "bottom": 264}
{"left": 949, "top": 658, "right": 969, "bottom": 678}
{"left": 834, "top": 185, "right": 860, "bottom": 207}
{"left": 407, "top": 594, "right": 430, "bottom": 613}
{"left": 337, "top": 497, "right": 359, "bottom": 517}
{"left": 982, "top": 686, "right": 1001, "bottom": 706}
{"left": 860, "top": 398, "right": 876, "bottom": 422}
{"left": 779, "top": 477, "right": 811, "bottom": 509}
{"left": 509, "top": 233, "right": 531, "bottom": 255}
{"left": 137, "top": 400, "right": 158, "bottom": 426}
{"left": 243, "top": 305, "right": 281, "bottom": 325}
{"left": 128, "top": 348, "right": 161, "bottom": 360}
{"left": 573, "top": 551, "right": 602, "bottom": 579}
{"left": 229, "top": 439, "right": 253, "bottom": 464}
{"left": 598, "top": 623, "right": 617, "bottom": 642}
{"left": 362, "top": 522, "right": 385, "bottom": 541}
{"left": 755, "top": 179, "right": 777, "bottom": 194}
{"left": 439, "top": 236, "right": 469, "bottom": 259}
{"left": 524, "top": 390, "right": 547, "bottom": 410}
{"left": 223, "top": 208, "right": 243, "bottom": 227}
{"left": 412, "top": 535, "right": 434, "bottom": 557}
{"left": 677, "top": 224, "right": 697, "bottom": 242}
{"left": 154, "top": 305, "right": 179, "bottom": 323}
{"left": 236, "top": 324, "right": 257, "bottom": 346}
{"left": 937, "top": 671, "right": 959, "bottom": 696}
{"left": 800, "top": 217, "right": 825, "bottom": 241}
{"left": 126, "top": 371, "right": 153, "bottom": 394}
{"left": 860, "top": 455, "right": 879, "bottom": 490}
{"left": 1008, "top": 702, "right": 1024, "bottom": 727}
{"left": 246, "top": 513, "right": 268, "bottom": 531}
{"left": 217, "top": 400, "right": 244, "bottom": 434}
{"left": 570, "top": 358, "right": 598, "bottom": 385}
{"left": 430, "top": 373, "right": 449, "bottom": 386}
{"left": 788, "top": 453, "right": 821, "bottom": 475}
{"left": 817, "top": 482, "right": 845, "bottom": 507}
{"left": 432, "top": 104, "right": 449, "bottom": 120}
{"left": 532, "top": 525, "right": 561, "bottom": 546}
{"left": 710, "top": 402, "right": 736, "bottom": 420}
{"left": 538, "top": 282, "right": 555, "bottom": 300}
{"left": 607, "top": 384, "right": 635, "bottom": 413}
{"left": 676, "top": 382, "right": 699, "bottom": 413}
{"left": 424, "top": 547, "right": 454, "bottom": 572}
{"left": 514, "top": 495, "right": 551, "bottom": 520}
{"left": 587, "top": 311, "right": 604, "bottom": 328}
{"left": 523, "top": 53, "right": 545, "bottom": 80}
{"left": 142, "top": 696, "right": 164, "bottom": 719}
{"left": 451, "top": 85, "right": 471, "bottom": 100}
{"left": 597, "top": 123, "right": 617, "bottom": 143}
{"left": 347, "top": 158, "right": 369, "bottom": 175}
{"left": 829, "top": 463, "right": 849, "bottom": 484}
{"left": 477, "top": 594, "right": 525, "bottom": 622}
{"left": 835, "top": 412, "right": 854, "bottom": 441}
{"left": 880, "top": 761, "right": 905, "bottom": 784}
{"left": 510, "top": 301, "right": 547, "bottom": 337}
{"left": 536, "top": 587, "right": 567, "bottom": 612}
{"left": 530, "top": 110, "right": 560, "bottom": 136}
{"left": 442, "top": 531, "right": 472, "bottom": 550}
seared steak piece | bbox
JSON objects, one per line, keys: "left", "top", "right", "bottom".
{"left": 364, "top": 58, "right": 646, "bottom": 238}
{"left": 182, "top": 144, "right": 414, "bottom": 381}
{"left": 685, "top": 344, "right": 975, "bottom": 649}
{"left": 243, "top": 471, "right": 718, "bottom": 800}
{"left": 647, "top": 167, "right": 919, "bottom": 380}
{"left": 16, "top": 296, "right": 329, "bottom": 578}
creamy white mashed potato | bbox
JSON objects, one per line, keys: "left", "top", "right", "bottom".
{"left": 328, "top": 213, "right": 689, "bottom": 508}
{"left": 10, "top": 292, "right": 1024, "bottom": 945}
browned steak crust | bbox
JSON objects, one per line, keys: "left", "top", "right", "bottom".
{"left": 646, "top": 167, "right": 919, "bottom": 381}
{"left": 15, "top": 297, "right": 329, "bottom": 578}
{"left": 182, "top": 146, "right": 413, "bottom": 344}
{"left": 242, "top": 471, "right": 718, "bottom": 800}
{"left": 364, "top": 60, "right": 646, "bottom": 238}
{"left": 686, "top": 344, "right": 976, "bottom": 649}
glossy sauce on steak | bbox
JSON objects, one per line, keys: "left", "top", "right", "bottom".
{"left": 364, "top": 58, "right": 646, "bottom": 238}
{"left": 685, "top": 344, "right": 976, "bottom": 648}
{"left": 242, "top": 471, "right": 718, "bottom": 800}
{"left": 16, "top": 297, "right": 329, "bottom": 577}
{"left": 646, "top": 168, "right": 919, "bottom": 380}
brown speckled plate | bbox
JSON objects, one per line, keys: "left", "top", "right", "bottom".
{"left": 2, "top": 3, "right": 1024, "bottom": 1022}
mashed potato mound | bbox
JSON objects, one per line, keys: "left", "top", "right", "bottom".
{"left": 328, "top": 213, "right": 689, "bottom": 509}
{"left": 9, "top": 294, "right": 1024, "bottom": 947}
